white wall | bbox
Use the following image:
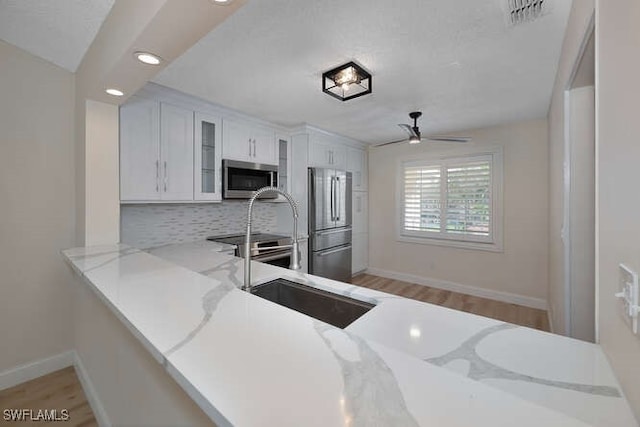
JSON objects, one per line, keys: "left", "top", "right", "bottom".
{"left": 0, "top": 41, "right": 75, "bottom": 372}
{"left": 596, "top": 0, "right": 640, "bottom": 420}
{"left": 85, "top": 100, "right": 120, "bottom": 246}
{"left": 568, "top": 86, "right": 596, "bottom": 342}
{"left": 547, "top": 0, "right": 595, "bottom": 335}
{"left": 368, "top": 119, "right": 549, "bottom": 307}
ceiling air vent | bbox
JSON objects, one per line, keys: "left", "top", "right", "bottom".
{"left": 508, "top": 0, "right": 545, "bottom": 25}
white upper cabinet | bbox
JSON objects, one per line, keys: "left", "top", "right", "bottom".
{"left": 308, "top": 133, "right": 347, "bottom": 170}
{"left": 222, "top": 119, "right": 277, "bottom": 165}
{"left": 347, "top": 147, "right": 368, "bottom": 191}
{"left": 194, "top": 112, "right": 222, "bottom": 201}
{"left": 276, "top": 134, "right": 291, "bottom": 193}
{"left": 120, "top": 97, "right": 160, "bottom": 201}
{"left": 120, "top": 98, "right": 194, "bottom": 202}
{"left": 160, "top": 103, "right": 194, "bottom": 201}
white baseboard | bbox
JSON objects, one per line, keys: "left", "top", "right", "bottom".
{"left": 365, "top": 267, "right": 548, "bottom": 310}
{"left": 547, "top": 307, "right": 555, "bottom": 334}
{"left": 73, "top": 352, "right": 111, "bottom": 427}
{"left": 0, "top": 351, "right": 74, "bottom": 391}
{"left": 0, "top": 351, "right": 110, "bottom": 427}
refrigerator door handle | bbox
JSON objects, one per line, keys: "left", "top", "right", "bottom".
{"left": 330, "top": 176, "right": 335, "bottom": 221}
{"left": 314, "top": 227, "right": 352, "bottom": 236}
{"left": 317, "top": 244, "right": 352, "bottom": 257}
{"left": 336, "top": 176, "right": 341, "bottom": 222}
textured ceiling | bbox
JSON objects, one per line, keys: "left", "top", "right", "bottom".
{"left": 0, "top": 0, "right": 114, "bottom": 72}
{"left": 155, "top": 0, "right": 572, "bottom": 144}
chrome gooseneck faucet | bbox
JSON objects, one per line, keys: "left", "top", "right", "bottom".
{"left": 243, "top": 187, "right": 301, "bottom": 291}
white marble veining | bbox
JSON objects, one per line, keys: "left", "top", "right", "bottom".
{"left": 62, "top": 243, "right": 637, "bottom": 426}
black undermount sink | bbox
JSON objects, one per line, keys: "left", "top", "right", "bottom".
{"left": 250, "top": 278, "right": 375, "bottom": 329}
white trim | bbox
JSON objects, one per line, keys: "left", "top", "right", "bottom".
{"left": 547, "top": 307, "right": 555, "bottom": 334}
{"left": 0, "top": 351, "right": 74, "bottom": 391}
{"left": 366, "top": 267, "right": 548, "bottom": 310}
{"left": 395, "top": 147, "right": 504, "bottom": 252}
{"left": 73, "top": 352, "right": 111, "bottom": 427}
{"left": 562, "top": 89, "right": 573, "bottom": 335}
{"left": 0, "top": 351, "right": 110, "bottom": 426}
{"left": 562, "top": 14, "right": 596, "bottom": 338}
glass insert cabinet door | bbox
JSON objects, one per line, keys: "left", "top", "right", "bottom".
{"left": 194, "top": 112, "right": 222, "bottom": 201}
{"left": 278, "top": 137, "right": 289, "bottom": 192}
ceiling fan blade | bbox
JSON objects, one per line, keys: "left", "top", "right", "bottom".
{"left": 375, "top": 138, "right": 409, "bottom": 147}
{"left": 423, "top": 136, "right": 471, "bottom": 143}
{"left": 398, "top": 123, "right": 418, "bottom": 138}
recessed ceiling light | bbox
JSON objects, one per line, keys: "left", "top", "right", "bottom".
{"left": 105, "top": 88, "right": 124, "bottom": 97}
{"left": 134, "top": 51, "right": 162, "bottom": 65}
{"left": 210, "top": 0, "right": 233, "bottom": 4}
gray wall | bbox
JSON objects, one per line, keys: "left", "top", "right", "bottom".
{"left": 0, "top": 41, "right": 75, "bottom": 372}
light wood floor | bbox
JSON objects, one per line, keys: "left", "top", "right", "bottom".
{"left": 0, "top": 366, "right": 96, "bottom": 427}
{"left": 351, "top": 273, "right": 550, "bottom": 332}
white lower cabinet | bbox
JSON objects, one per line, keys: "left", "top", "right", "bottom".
{"left": 352, "top": 192, "right": 368, "bottom": 234}
{"left": 352, "top": 232, "right": 369, "bottom": 275}
{"left": 352, "top": 191, "right": 369, "bottom": 275}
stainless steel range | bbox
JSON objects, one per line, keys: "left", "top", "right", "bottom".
{"left": 207, "top": 233, "right": 292, "bottom": 268}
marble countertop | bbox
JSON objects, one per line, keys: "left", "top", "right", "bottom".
{"left": 62, "top": 242, "right": 637, "bottom": 427}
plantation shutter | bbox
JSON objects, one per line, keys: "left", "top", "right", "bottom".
{"left": 445, "top": 161, "right": 491, "bottom": 236}
{"left": 401, "top": 154, "right": 496, "bottom": 244}
{"left": 403, "top": 165, "right": 441, "bottom": 232}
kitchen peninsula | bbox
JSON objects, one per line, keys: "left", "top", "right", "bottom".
{"left": 62, "top": 241, "right": 636, "bottom": 427}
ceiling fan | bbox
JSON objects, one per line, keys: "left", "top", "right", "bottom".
{"left": 376, "top": 112, "right": 471, "bottom": 147}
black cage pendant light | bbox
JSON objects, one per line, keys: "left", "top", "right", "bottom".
{"left": 322, "top": 61, "right": 372, "bottom": 101}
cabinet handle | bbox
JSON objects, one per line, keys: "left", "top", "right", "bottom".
{"left": 155, "top": 160, "right": 159, "bottom": 192}
{"left": 248, "top": 139, "right": 252, "bottom": 157}
{"left": 252, "top": 139, "right": 256, "bottom": 157}
{"left": 163, "top": 161, "right": 168, "bottom": 192}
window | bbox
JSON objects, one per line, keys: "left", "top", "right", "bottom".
{"left": 399, "top": 150, "right": 503, "bottom": 251}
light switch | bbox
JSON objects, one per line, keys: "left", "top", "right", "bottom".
{"left": 615, "top": 264, "right": 639, "bottom": 334}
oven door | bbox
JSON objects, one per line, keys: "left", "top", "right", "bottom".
{"left": 252, "top": 250, "right": 291, "bottom": 268}
{"left": 223, "top": 159, "right": 278, "bottom": 199}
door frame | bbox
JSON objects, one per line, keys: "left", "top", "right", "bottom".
{"left": 562, "top": 13, "right": 595, "bottom": 339}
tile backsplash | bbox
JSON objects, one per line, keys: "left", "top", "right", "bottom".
{"left": 121, "top": 201, "right": 278, "bottom": 249}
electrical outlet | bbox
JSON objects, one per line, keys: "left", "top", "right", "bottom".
{"left": 615, "top": 264, "right": 639, "bottom": 334}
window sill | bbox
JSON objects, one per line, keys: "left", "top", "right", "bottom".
{"left": 396, "top": 234, "right": 504, "bottom": 253}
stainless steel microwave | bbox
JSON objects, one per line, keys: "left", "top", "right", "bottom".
{"left": 222, "top": 159, "right": 278, "bottom": 199}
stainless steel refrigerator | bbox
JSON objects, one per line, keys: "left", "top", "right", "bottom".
{"left": 308, "top": 168, "right": 352, "bottom": 282}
